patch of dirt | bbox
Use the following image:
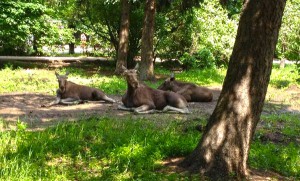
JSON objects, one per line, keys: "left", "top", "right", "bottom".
{"left": 1, "top": 84, "right": 299, "bottom": 130}
{"left": 0, "top": 87, "right": 221, "bottom": 130}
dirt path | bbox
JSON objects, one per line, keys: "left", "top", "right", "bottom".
{"left": 0, "top": 88, "right": 221, "bottom": 129}
{"left": 1, "top": 86, "right": 299, "bottom": 130}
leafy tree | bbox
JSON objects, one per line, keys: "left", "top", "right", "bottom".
{"left": 180, "top": 0, "right": 287, "bottom": 180}
{"left": 0, "top": 1, "right": 74, "bottom": 55}
{"left": 276, "top": 0, "right": 300, "bottom": 61}
{"left": 77, "top": 0, "right": 143, "bottom": 64}
{"left": 0, "top": 1, "right": 48, "bottom": 55}
{"left": 190, "top": 0, "right": 238, "bottom": 68}
{"left": 155, "top": 1, "right": 195, "bottom": 62}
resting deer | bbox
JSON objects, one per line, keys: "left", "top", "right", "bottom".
{"left": 42, "top": 72, "right": 115, "bottom": 107}
{"left": 117, "top": 65, "right": 190, "bottom": 114}
{"left": 158, "top": 73, "right": 213, "bottom": 102}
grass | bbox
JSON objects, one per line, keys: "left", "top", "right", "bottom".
{"left": 0, "top": 114, "right": 299, "bottom": 180}
{"left": 1, "top": 63, "right": 298, "bottom": 95}
{"left": 250, "top": 114, "right": 300, "bottom": 178}
{"left": 0, "top": 61, "right": 299, "bottom": 180}
{"left": 0, "top": 117, "right": 201, "bottom": 180}
{"left": 270, "top": 64, "right": 300, "bottom": 89}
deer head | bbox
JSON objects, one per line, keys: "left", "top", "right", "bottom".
{"left": 158, "top": 73, "right": 176, "bottom": 91}
{"left": 55, "top": 71, "right": 69, "bottom": 93}
{"left": 121, "top": 64, "right": 140, "bottom": 88}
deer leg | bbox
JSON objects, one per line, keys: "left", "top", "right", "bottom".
{"left": 41, "top": 97, "right": 61, "bottom": 107}
{"left": 162, "top": 106, "right": 190, "bottom": 114}
{"left": 92, "top": 91, "right": 116, "bottom": 103}
{"left": 101, "top": 95, "right": 116, "bottom": 103}
{"left": 133, "top": 105, "right": 157, "bottom": 114}
{"left": 60, "top": 98, "right": 83, "bottom": 105}
{"left": 117, "top": 105, "right": 135, "bottom": 111}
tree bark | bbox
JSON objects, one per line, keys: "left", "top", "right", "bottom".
{"left": 139, "top": 0, "right": 156, "bottom": 81}
{"left": 115, "top": 0, "right": 130, "bottom": 74}
{"left": 179, "top": 0, "right": 287, "bottom": 180}
{"left": 68, "top": 23, "right": 75, "bottom": 54}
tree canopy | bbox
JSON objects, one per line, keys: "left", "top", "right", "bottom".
{"left": 0, "top": 0, "right": 299, "bottom": 65}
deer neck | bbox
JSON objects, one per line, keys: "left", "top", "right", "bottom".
{"left": 127, "top": 81, "right": 139, "bottom": 91}
{"left": 171, "top": 83, "right": 182, "bottom": 92}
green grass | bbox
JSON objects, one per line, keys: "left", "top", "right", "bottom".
{"left": 0, "top": 117, "right": 201, "bottom": 180}
{"left": 1, "top": 63, "right": 298, "bottom": 95}
{"left": 249, "top": 142, "right": 300, "bottom": 177}
{"left": 270, "top": 64, "right": 300, "bottom": 88}
{"left": 250, "top": 113, "right": 300, "bottom": 178}
{"left": 1, "top": 114, "right": 300, "bottom": 180}
{"left": 0, "top": 62, "right": 299, "bottom": 180}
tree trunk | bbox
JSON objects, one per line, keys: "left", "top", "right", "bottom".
{"left": 180, "top": 0, "right": 286, "bottom": 180}
{"left": 139, "top": 0, "right": 156, "bottom": 81}
{"left": 69, "top": 43, "right": 75, "bottom": 54}
{"left": 115, "top": 0, "right": 130, "bottom": 74}
{"left": 68, "top": 23, "right": 75, "bottom": 54}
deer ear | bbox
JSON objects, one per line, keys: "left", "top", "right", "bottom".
{"left": 55, "top": 72, "right": 59, "bottom": 78}
{"left": 65, "top": 71, "right": 70, "bottom": 76}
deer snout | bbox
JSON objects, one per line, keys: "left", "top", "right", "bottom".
{"left": 59, "top": 86, "right": 65, "bottom": 92}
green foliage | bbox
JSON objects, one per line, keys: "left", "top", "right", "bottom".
{"left": 186, "top": 0, "right": 238, "bottom": 68}
{"left": 0, "top": 1, "right": 74, "bottom": 56}
{"left": 276, "top": 0, "right": 300, "bottom": 61}
{"left": 155, "top": 2, "right": 195, "bottom": 61}
{"left": 179, "top": 48, "right": 216, "bottom": 70}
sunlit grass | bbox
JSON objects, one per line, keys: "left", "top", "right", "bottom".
{"left": 1, "top": 113, "right": 299, "bottom": 180}
{"left": 270, "top": 64, "right": 299, "bottom": 88}
{"left": 0, "top": 61, "right": 299, "bottom": 179}
{"left": 250, "top": 113, "right": 300, "bottom": 178}
{"left": 0, "top": 62, "right": 299, "bottom": 95}
{"left": 0, "top": 117, "right": 201, "bottom": 180}
{"left": 249, "top": 142, "right": 300, "bottom": 178}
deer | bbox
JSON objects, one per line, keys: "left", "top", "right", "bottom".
{"left": 157, "top": 73, "right": 213, "bottom": 102}
{"left": 117, "top": 65, "right": 190, "bottom": 114}
{"left": 41, "top": 72, "right": 116, "bottom": 107}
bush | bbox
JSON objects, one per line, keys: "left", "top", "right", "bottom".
{"left": 179, "top": 48, "right": 216, "bottom": 70}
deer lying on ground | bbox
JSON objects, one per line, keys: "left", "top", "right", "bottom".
{"left": 117, "top": 65, "right": 190, "bottom": 114}
{"left": 41, "top": 72, "right": 115, "bottom": 107}
{"left": 158, "top": 73, "right": 213, "bottom": 102}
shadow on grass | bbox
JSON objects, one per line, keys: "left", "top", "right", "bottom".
{"left": 0, "top": 117, "right": 201, "bottom": 180}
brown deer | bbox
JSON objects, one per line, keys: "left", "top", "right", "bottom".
{"left": 42, "top": 72, "right": 115, "bottom": 107}
{"left": 158, "top": 73, "right": 213, "bottom": 102}
{"left": 117, "top": 65, "right": 190, "bottom": 114}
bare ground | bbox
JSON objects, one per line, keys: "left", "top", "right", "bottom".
{"left": 0, "top": 87, "right": 221, "bottom": 130}
{"left": 1, "top": 85, "right": 299, "bottom": 130}
{"left": 1, "top": 87, "right": 299, "bottom": 180}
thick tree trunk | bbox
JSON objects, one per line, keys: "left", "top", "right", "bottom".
{"left": 139, "top": 0, "right": 156, "bottom": 81}
{"left": 180, "top": 0, "right": 286, "bottom": 180}
{"left": 115, "top": 0, "right": 130, "bottom": 74}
